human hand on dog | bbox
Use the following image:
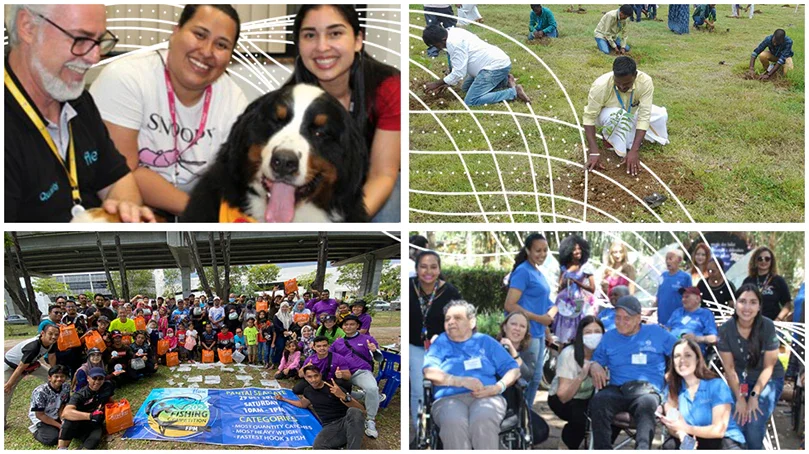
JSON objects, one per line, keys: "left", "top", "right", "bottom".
{"left": 102, "top": 199, "right": 156, "bottom": 223}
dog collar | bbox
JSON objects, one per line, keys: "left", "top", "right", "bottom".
{"left": 219, "top": 200, "right": 257, "bottom": 223}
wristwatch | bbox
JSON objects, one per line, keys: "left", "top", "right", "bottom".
{"left": 343, "top": 394, "right": 352, "bottom": 403}
{"left": 750, "top": 390, "right": 758, "bottom": 398}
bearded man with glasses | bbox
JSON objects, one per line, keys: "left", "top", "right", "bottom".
{"left": 5, "top": 4, "right": 154, "bottom": 222}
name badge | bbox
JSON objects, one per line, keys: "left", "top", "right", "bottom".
{"left": 464, "top": 357, "right": 483, "bottom": 370}
{"left": 631, "top": 353, "right": 647, "bottom": 365}
{"left": 681, "top": 316, "right": 692, "bottom": 325}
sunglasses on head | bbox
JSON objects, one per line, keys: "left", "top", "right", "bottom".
{"left": 757, "top": 256, "right": 772, "bottom": 262}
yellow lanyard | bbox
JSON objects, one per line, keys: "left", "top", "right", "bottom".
{"left": 4, "top": 68, "right": 82, "bottom": 207}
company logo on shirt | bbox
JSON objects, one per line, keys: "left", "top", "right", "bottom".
{"left": 84, "top": 150, "right": 99, "bottom": 166}
{"left": 639, "top": 339, "right": 657, "bottom": 353}
{"left": 39, "top": 182, "right": 59, "bottom": 201}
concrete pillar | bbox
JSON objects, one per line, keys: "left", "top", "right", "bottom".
{"left": 359, "top": 255, "right": 384, "bottom": 297}
{"left": 181, "top": 266, "right": 191, "bottom": 298}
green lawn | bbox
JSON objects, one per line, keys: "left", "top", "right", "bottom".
{"left": 409, "top": 4, "right": 805, "bottom": 223}
{"left": 3, "top": 341, "right": 401, "bottom": 450}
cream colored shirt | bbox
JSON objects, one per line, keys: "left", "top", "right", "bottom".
{"left": 594, "top": 8, "right": 628, "bottom": 50}
{"left": 582, "top": 70, "right": 654, "bottom": 131}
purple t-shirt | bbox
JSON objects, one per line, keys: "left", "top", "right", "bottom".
{"left": 305, "top": 298, "right": 318, "bottom": 312}
{"left": 357, "top": 313, "right": 372, "bottom": 332}
{"left": 303, "top": 351, "right": 352, "bottom": 381}
{"left": 330, "top": 333, "right": 379, "bottom": 373}
{"left": 312, "top": 299, "right": 338, "bottom": 324}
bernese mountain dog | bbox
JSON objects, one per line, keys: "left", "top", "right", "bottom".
{"left": 181, "top": 84, "right": 368, "bottom": 222}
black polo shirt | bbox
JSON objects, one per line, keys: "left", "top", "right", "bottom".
{"left": 4, "top": 55, "right": 130, "bottom": 222}
{"left": 68, "top": 381, "right": 115, "bottom": 413}
{"left": 303, "top": 383, "right": 348, "bottom": 425}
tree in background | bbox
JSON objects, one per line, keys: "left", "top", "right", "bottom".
{"left": 163, "top": 269, "right": 181, "bottom": 298}
{"left": 379, "top": 261, "right": 401, "bottom": 300}
{"left": 246, "top": 264, "right": 282, "bottom": 294}
{"left": 111, "top": 270, "right": 156, "bottom": 298}
{"left": 336, "top": 263, "right": 363, "bottom": 294}
{"left": 204, "top": 265, "right": 248, "bottom": 295}
{"left": 32, "top": 277, "right": 70, "bottom": 298}
{"left": 296, "top": 270, "right": 332, "bottom": 292}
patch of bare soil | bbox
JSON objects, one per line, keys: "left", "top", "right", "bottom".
{"left": 564, "top": 7, "right": 587, "bottom": 14}
{"left": 410, "top": 77, "right": 459, "bottom": 111}
{"left": 559, "top": 150, "right": 703, "bottom": 220}
{"left": 739, "top": 71, "right": 792, "bottom": 89}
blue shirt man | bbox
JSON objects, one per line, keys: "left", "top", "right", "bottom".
{"left": 656, "top": 253, "right": 691, "bottom": 328}
{"left": 750, "top": 30, "right": 794, "bottom": 79}
{"left": 665, "top": 287, "right": 718, "bottom": 353}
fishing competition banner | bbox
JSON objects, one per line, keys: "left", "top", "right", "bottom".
{"left": 123, "top": 388, "right": 321, "bottom": 448}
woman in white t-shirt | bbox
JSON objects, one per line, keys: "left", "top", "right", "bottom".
{"left": 90, "top": 5, "right": 248, "bottom": 217}
{"left": 547, "top": 315, "right": 605, "bottom": 449}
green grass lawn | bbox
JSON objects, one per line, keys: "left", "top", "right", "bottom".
{"left": 4, "top": 324, "right": 37, "bottom": 339}
{"left": 3, "top": 331, "right": 402, "bottom": 450}
{"left": 409, "top": 4, "right": 805, "bottom": 223}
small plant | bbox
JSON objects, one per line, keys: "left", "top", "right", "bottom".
{"left": 475, "top": 311, "right": 504, "bottom": 338}
{"left": 597, "top": 108, "right": 634, "bottom": 143}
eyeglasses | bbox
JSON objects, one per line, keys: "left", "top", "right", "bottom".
{"left": 36, "top": 13, "right": 118, "bottom": 56}
{"left": 757, "top": 256, "right": 772, "bottom": 263}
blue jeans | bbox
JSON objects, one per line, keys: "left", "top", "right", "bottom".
{"left": 524, "top": 337, "right": 546, "bottom": 408}
{"left": 647, "top": 5, "right": 657, "bottom": 19}
{"left": 527, "top": 27, "right": 558, "bottom": 39}
{"left": 257, "top": 342, "right": 267, "bottom": 364}
{"left": 371, "top": 173, "right": 401, "bottom": 222}
{"left": 694, "top": 16, "right": 705, "bottom": 26}
{"left": 633, "top": 5, "right": 643, "bottom": 21}
{"left": 425, "top": 5, "right": 455, "bottom": 57}
{"left": 410, "top": 344, "right": 425, "bottom": 429}
{"left": 595, "top": 38, "right": 630, "bottom": 54}
{"left": 461, "top": 65, "right": 516, "bottom": 106}
{"left": 736, "top": 377, "right": 783, "bottom": 449}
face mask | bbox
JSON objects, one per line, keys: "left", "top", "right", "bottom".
{"left": 229, "top": 298, "right": 235, "bottom": 303}
{"left": 582, "top": 333, "right": 603, "bottom": 350}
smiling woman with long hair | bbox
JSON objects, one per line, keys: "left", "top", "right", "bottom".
{"left": 742, "top": 246, "right": 793, "bottom": 322}
{"left": 409, "top": 250, "right": 461, "bottom": 435}
{"left": 288, "top": 5, "right": 401, "bottom": 221}
{"left": 716, "top": 284, "right": 785, "bottom": 449}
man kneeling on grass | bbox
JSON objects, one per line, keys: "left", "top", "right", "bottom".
{"left": 422, "top": 25, "right": 531, "bottom": 106}
{"left": 584, "top": 56, "right": 669, "bottom": 176}
{"left": 28, "top": 365, "right": 70, "bottom": 446}
{"left": 57, "top": 367, "right": 115, "bottom": 450}
{"left": 276, "top": 365, "right": 366, "bottom": 449}
{"left": 749, "top": 29, "right": 794, "bottom": 81}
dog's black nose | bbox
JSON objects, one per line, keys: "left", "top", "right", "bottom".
{"left": 270, "top": 149, "right": 299, "bottom": 177}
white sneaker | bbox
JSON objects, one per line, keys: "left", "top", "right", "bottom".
{"left": 379, "top": 393, "right": 387, "bottom": 403}
{"left": 365, "top": 420, "right": 378, "bottom": 438}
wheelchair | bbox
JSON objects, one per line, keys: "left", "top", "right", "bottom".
{"left": 417, "top": 378, "right": 533, "bottom": 449}
{"left": 583, "top": 388, "right": 666, "bottom": 450}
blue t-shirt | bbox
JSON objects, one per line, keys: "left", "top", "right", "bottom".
{"left": 794, "top": 283, "right": 804, "bottom": 324}
{"left": 657, "top": 270, "right": 691, "bottom": 327}
{"left": 676, "top": 378, "right": 746, "bottom": 445}
{"left": 593, "top": 324, "right": 676, "bottom": 392}
{"left": 509, "top": 261, "right": 552, "bottom": 338}
{"left": 599, "top": 308, "right": 616, "bottom": 332}
{"left": 423, "top": 332, "right": 518, "bottom": 400}
{"left": 665, "top": 307, "right": 718, "bottom": 352}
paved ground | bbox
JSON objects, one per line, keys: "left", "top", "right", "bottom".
{"left": 531, "top": 389, "right": 802, "bottom": 449}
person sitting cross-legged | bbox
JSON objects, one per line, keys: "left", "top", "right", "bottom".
{"left": 28, "top": 365, "right": 70, "bottom": 446}
{"left": 276, "top": 365, "right": 366, "bottom": 449}
{"left": 588, "top": 295, "right": 677, "bottom": 449}
{"left": 57, "top": 367, "right": 115, "bottom": 450}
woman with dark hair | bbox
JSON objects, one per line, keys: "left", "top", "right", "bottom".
{"left": 659, "top": 338, "right": 746, "bottom": 449}
{"left": 697, "top": 256, "right": 737, "bottom": 309}
{"left": 504, "top": 233, "right": 556, "bottom": 407}
{"left": 601, "top": 241, "right": 636, "bottom": 296}
{"left": 690, "top": 243, "right": 712, "bottom": 286}
{"left": 89, "top": 4, "right": 248, "bottom": 218}
{"left": 350, "top": 300, "right": 372, "bottom": 334}
{"left": 315, "top": 315, "right": 345, "bottom": 344}
{"left": 409, "top": 250, "right": 461, "bottom": 434}
{"left": 289, "top": 5, "right": 401, "bottom": 221}
{"left": 742, "top": 246, "right": 793, "bottom": 322}
{"left": 553, "top": 235, "right": 596, "bottom": 344}
{"left": 548, "top": 315, "right": 604, "bottom": 449}
{"left": 716, "top": 284, "right": 784, "bottom": 449}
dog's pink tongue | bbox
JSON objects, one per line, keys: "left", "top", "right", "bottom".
{"left": 265, "top": 182, "right": 296, "bottom": 223}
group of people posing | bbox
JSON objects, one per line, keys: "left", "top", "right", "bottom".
{"left": 410, "top": 233, "right": 802, "bottom": 450}
{"left": 5, "top": 289, "right": 390, "bottom": 449}
{"left": 6, "top": 4, "right": 401, "bottom": 222}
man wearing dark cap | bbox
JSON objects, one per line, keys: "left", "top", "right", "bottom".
{"left": 57, "top": 367, "right": 114, "bottom": 449}
{"left": 103, "top": 331, "right": 135, "bottom": 385}
{"left": 330, "top": 314, "right": 384, "bottom": 438}
{"left": 664, "top": 287, "right": 718, "bottom": 353}
{"left": 588, "top": 295, "right": 676, "bottom": 449}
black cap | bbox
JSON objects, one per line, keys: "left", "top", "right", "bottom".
{"left": 615, "top": 295, "right": 642, "bottom": 316}
{"left": 342, "top": 314, "right": 361, "bottom": 324}
{"left": 87, "top": 347, "right": 102, "bottom": 355}
{"left": 110, "top": 330, "right": 123, "bottom": 337}
{"left": 323, "top": 314, "right": 336, "bottom": 322}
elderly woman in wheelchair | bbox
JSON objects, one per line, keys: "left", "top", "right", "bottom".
{"left": 421, "top": 300, "right": 522, "bottom": 449}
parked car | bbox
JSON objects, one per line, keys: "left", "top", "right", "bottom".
{"left": 6, "top": 314, "right": 28, "bottom": 325}
{"left": 390, "top": 299, "right": 401, "bottom": 311}
{"left": 372, "top": 300, "right": 391, "bottom": 311}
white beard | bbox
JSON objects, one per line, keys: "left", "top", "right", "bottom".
{"left": 31, "top": 39, "right": 89, "bottom": 102}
